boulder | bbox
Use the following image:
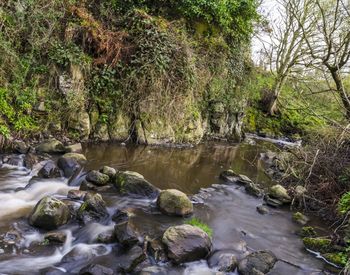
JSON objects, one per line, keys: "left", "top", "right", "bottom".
{"left": 208, "top": 251, "right": 238, "bottom": 272}
{"left": 37, "top": 161, "right": 61, "bottom": 178}
{"left": 61, "top": 153, "right": 87, "bottom": 163}
{"left": 268, "top": 184, "right": 291, "bottom": 204}
{"left": 36, "top": 139, "right": 65, "bottom": 154}
{"left": 237, "top": 250, "right": 277, "bottom": 275}
{"left": 29, "top": 196, "right": 70, "bottom": 230}
{"left": 100, "top": 166, "right": 117, "bottom": 178}
{"left": 57, "top": 156, "right": 81, "bottom": 178}
{"left": 86, "top": 170, "right": 110, "bottom": 186}
{"left": 13, "top": 140, "right": 29, "bottom": 154}
{"left": 114, "top": 171, "right": 159, "bottom": 198}
{"left": 157, "top": 189, "right": 193, "bottom": 216}
{"left": 3, "top": 155, "right": 23, "bottom": 166}
{"left": 117, "top": 245, "right": 146, "bottom": 273}
{"left": 264, "top": 196, "right": 283, "bottom": 208}
{"left": 79, "top": 264, "right": 114, "bottom": 275}
{"left": 114, "top": 221, "right": 140, "bottom": 247}
{"left": 65, "top": 143, "right": 83, "bottom": 153}
{"left": 162, "top": 224, "right": 212, "bottom": 264}
{"left": 77, "top": 193, "right": 109, "bottom": 224}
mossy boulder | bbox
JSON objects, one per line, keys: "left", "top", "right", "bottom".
{"left": 237, "top": 250, "right": 277, "bottom": 275}
{"left": 100, "top": 166, "right": 117, "bottom": 178}
{"left": 162, "top": 224, "right": 212, "bottom": 264}
{"left": 157, "top": 189, "right": 193, "bottom": 216}
{"left": 77, "top": 193, "right": 109, "bottom": 224}
{"left": 86, "top": 170, "right": 110, "bottom": 186}
{"left": 29, "top": 196, "right": 70, "bottom": 230}
{"left": 292, "top": 212, "right": 309, "bottom": 225}
{"left": 268, "top": 184, "right": 291, "bottom": 203}
{"left": 114, "top": 171, "right": 159, "bottom": 198}
{"left": 323, "top": 252, "right": 347, "bottom": 267}
{"left": 61, "top": 153, "right": 87, "bottom": 163}
{"left": 36, "top": 139, "right": 65, "bottom": 154}
{"left": 299, "top": 226, "right": 317, "bottom": 237}
{"left": 302, "top": 237, "right": 332, "bottom": 253}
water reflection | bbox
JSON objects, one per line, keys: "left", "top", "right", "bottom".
{"left": 83, "top": 141, "right": 275, "bottom": 194}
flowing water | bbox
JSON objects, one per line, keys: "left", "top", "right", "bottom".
{"left": 0, "top": 140, "right": 334, "bottom": 274}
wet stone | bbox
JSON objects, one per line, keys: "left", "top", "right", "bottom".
{"left": 79, "top": 264, "right": 114, "bottom": 275}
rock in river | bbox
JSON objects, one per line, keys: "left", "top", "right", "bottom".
{"left": 57, "top": 156, "right": 81, "bottom": 178}
{"left": 237, "top": 250, "right": 277, "bottom": 275}
{"left": 36, "top": 139, "right": 66, "bottom": 154}
{"left": 157, "top": 189, "right": 193, "bottom": 216}
{"left": 86, "top": 170, "right": 110, "bottom": 186}
{"left": 79, "top": 264, "right": 114, "bottom": 275}
{"left": 268, "top": 184, "right": 291, "bottom": 204}
{"left": 114, "top": 221, "right": 140, "bottom": 247}
{"left": 29, "top": 196, "right": 70, "bottom": 230}
{"left": 114, "top": 171, "right": 159, "bottom": 198}
{"left": 37, "top": 161, "right": 61, "bottom": 178}
{"left": 162, "top": 224, "right": 212, "bottom": 264}
{"left": 77, "top": 193, "right": 109, "bottom": 224}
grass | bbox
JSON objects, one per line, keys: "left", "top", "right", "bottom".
{"left": 185, "top": 217, "right": 213, "bottom": 237}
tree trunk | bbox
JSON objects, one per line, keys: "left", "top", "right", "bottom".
{"left": 331, "top": 69, "right": 350, "bottom": 120}
{"left": 268, "top": 76, "right": 287, "bottom": 116}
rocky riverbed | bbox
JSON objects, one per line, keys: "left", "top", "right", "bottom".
{"left": 0, "top": 139, "right": 337, "bottom": 274}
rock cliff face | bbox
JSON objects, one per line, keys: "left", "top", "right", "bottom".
{"left": 57, "top": 68, "right": 244, "bottom": 144}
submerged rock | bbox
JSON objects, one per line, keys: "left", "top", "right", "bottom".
{"left": 29, "top": 196, "right": 70, "bottom": 230}
{"left": 36, "top": 139, "right": 65, "bottom": 154}
{"left": 208, "top": 251, "right": 238, "bottom": 272}
{"left": 44, "top": 231, "right": 67, "bottom": 244}
{"left": 139, "top": 266, "right": 169, "bottom": 275}
{"left": 79, "top": 264, "right": 114, "bottom": 275}
{"left": 111, "top": 209, "right": 130, "bottom": 224}
{"left": 268, "top": 184, "right": 291, "bottom": 204}
{"left": 96, "top": 231, "right": 115, "bottom": 244}
{"left": 77, "top": 193, "right": 109, "bottom": 224}
{"left": 157, "top": 189, "right": 193, "bottom": 216}
{"left": 37, "top": 161, "right": 61, "bottom": 178}
{"left": 114, "top": 171, "right": 159, "bottom": 198}
{"left": 114, "top": 221, "right": 140, "bottom": 247}
{"left": 256, "top": 205, "right": 269, "bottom": 215}
{"left": 67, "top": 190, "right": 87, "bottom": 200}
{"left": 237, "top": 250, "right": 277, "bottom": 275}
{"left": 162, "top": 224, "right": 212, "bottom": 264}
{"left": 86, "top": 170, "right": 110, "bottom": 186}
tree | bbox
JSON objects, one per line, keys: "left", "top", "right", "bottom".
{"left": 258, "top": 0, "right": 314, "bottom": 115}
{"left": 298, "top": 0, "right": 350, "bottom": 119}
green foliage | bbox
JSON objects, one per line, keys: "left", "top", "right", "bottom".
{"left": 324, "top": 252, "right": 348, "bottom": 267}
{"left": 299, "top": 226, "right": 317, "bottom": 238}
{"left": 49, "top": 42, "right": 91, "bottom": 68}
{"left": 338, "top": 192, "right": 350, "bottom": 214}
{"left": 185, "top": 217, "right": 213, "bottom": 237}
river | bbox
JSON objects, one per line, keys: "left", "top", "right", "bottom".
{"left": 0, "top": 140, "right": 334, "bottom": 274}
